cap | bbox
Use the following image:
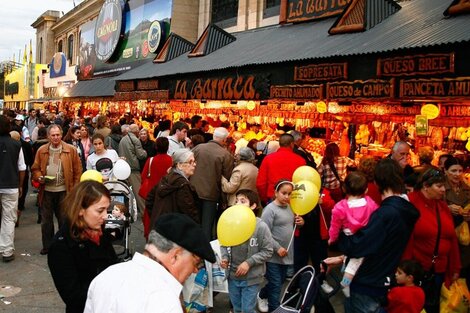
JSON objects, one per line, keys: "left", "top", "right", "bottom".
{"left": 154, "top": 213, "right": 216, "bottom": 263}
{"left": 15, "top": 114, "right": 24, "bottom": 121}
{"left": 95, "top": 157, "right": 114, "bottom": 172}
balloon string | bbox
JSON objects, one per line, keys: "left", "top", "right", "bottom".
{"left": 286, "top": 224, "right": 296, "bottom": 252}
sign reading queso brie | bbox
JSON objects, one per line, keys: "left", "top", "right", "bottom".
{"left": 377, "top": 53, "right": 455, "bottom": 77}
{"left": 94, "top": 0, "right": 125, "bottom": 62}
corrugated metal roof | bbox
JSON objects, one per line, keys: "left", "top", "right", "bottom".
{"left": 65, "top": 77, "right": 115, "bottom": 97}
{"left": 115, "top": 0, "right": 470, "bottom": 81}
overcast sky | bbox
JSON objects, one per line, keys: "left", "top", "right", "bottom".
{"left": 0, "top": 0, "right": 83, "bottom": 62}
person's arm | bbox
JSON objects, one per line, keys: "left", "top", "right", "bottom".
{"left": 337, "top": 208, "right": 387, "bottom": 258}
{"left": 222, "top": 154, "right": 234, "bottom": 180}
{"left": 17, "top": 148, "right": 26, "bottom": 197}
{"left": 221, "top": 168, "right": 241, "bottom": 194}
{"left": 176, "top": 184, "right": 200, "bottom": 223}
{"left": 141, "top": 158, "right": 150, "bottom": 181}
{"left": 328, "top": 205, "right": 344, "bottom": 244}
{"left": 245, "top": 222, "right": 274, "bottom": 268}
{"left": 31, "top": 145, "right": 45, "bottom": 181}
{"left": 256, "top": 162, "right": 268, "bottom": 203}
{"left": 71, "top": 147, "right": 83, "bottom": 184}
{"left": 133, "top": 136, "right": 148, "bottom": 160}
{"left": 48, "top": 239, "right": 89, "bottom": 309}
{"left": 261, "top": 207, "right": 281, "bottom": 252}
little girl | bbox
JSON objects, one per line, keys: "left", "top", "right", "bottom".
{"left": 257, "top": 180, "right": 304, "bottom": 313}
{"left": 328, "top": 171, "right": 379, "bottom": 297}
{"left": 386, "top": 259, "right": 425, "bottom": 313}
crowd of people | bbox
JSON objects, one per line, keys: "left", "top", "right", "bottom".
{"left": 0, "top": 108, "right": 469, "bottom": 313}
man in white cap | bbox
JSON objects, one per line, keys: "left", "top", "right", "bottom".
{"left": 84, "top": 213, "right": 216, "bottom": 313}
{"left": 190, "top": 127, "right": 234, "bottom": 239}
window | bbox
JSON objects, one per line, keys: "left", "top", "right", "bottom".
{"left": 67, "top": 35, "right": 74, "bottom": 63}
{"left": 211, "top": 0, "right": 238, "bottom": 28}
{"left": 58, "top": 40, "right": 63, "bottom": 52}
{"left": 264, "top": 0, "right": 281, "bottom": 18}
{"left": 39, "top": 38, "right": 43, "bottom": 63}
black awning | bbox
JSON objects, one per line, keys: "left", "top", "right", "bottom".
{"left": 64, "top": 77, "right": 115, "bottom": 98}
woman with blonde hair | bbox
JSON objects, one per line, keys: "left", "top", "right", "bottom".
{"left": 48, "top": 180, "right": 118, "bottom": 313}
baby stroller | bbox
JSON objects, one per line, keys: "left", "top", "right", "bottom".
{"left": 103, "top": 180, "right": 138, "bottom": 261}
{"left": 273, "top": 265, "right": 340, "bottom": 313}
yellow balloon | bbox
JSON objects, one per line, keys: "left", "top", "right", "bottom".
{"left": 290, "top": 180, "right": 320, "bottom": 215}
{"left": 217, "top": 205, "right": 256, "bottom": 246}
{"left": 80, "top": 170, "right": 103, "bottom": 183}
{"left": 292, "top": 166, "right": 321, "bottom": 190}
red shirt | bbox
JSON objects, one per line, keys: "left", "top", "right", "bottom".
{"left": 141, "top": 154, "right": 173, "bottom": 189}
{"left": 387, "top": 285, "right": 425, "bottom": 313}
{"left": 256, "top": 147, "right": 306, "bottom": 202}
{"left": 403, "top": 191, "right": 461, "bottom": 278}
{"left": 366, "top": 181, "right": 382, "bottom": 205}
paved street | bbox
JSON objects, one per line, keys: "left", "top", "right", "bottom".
{"left": 0, "top": 189, "right": 344, "bottom": 313}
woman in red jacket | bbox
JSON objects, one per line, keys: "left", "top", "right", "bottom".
{"left": 403, "top": 168, "right": 461, "bottom": 313}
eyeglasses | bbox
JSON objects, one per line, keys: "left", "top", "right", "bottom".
{"left": 192, "top": 254, "right": 204, "bottom": 270}
{"left": 182, "top": 160, "right": 196, "bottom": 166}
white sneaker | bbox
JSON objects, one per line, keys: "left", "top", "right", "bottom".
{"left": 321, "top": 281, "right": 334, "bottom": 294}
{"left": 342, "top": 286, "right": 350, "bottom": 298}
{"left": 257, "top": 292, "right": 269, "bottom": 313}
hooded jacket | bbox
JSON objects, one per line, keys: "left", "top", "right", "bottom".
{"left": 338, "top": 195, "right": 420, "bottom": 297}
{"left": 147, "top": 169, "right": 200, "bottom": 227}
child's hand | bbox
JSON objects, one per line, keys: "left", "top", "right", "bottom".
{"left": 294, "top": 215, "right": 304, "bottom": 226}
{"left": 235, "top": 261, "right": 250, "bottom": 277}
{"left": 220, "top": 259, "right": 229, "bottom": 269}
{"left": 277, "top": 247, "right": 288, "bottom": 257}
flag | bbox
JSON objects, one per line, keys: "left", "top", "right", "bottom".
{"left": 23, "top": 44, "right": 27, "bottom": 64}
{"left": 29, "top": 39, "right": 33, "bottom": 64}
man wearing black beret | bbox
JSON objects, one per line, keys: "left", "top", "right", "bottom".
{"left": 84, "top": 213, "right": 215, "bottom": 313}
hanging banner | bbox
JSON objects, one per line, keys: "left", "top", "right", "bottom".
{"left": 377, "top": 53, "right": 455, "bottom": 77}
{"left": 399, "top": 77, "right": 470, "bottom": 98}
{"left": 270, "top": 84, "right": 323, "bottom": 99}
{"left": 415, "top": 115, "right": 428, "bottom": 136}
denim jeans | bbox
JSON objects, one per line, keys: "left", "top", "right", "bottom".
{"left": 344, "top": 291, "right": 382, "bottom": 313}
{"left": 259, "top": 262, "right": 288, "bottom": 312}
{"left": 200, "top": 200, "right": 218, "bottom": 240}
{"left": 228, "top": 279, "right": 259, "bottom": 313}
{"left": 0, "top": 192, "right": 19, "bottom": 257}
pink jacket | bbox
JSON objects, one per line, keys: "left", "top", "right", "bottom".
{"left": 329, "top": 196, "right": 379, "bottom": 243}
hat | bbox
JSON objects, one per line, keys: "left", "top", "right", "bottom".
{"left": 154, "top": 213, "right": 216, "bottom": 263}
{"left": 239, "top": 147, "right": 255, "bottom": 161}
{"left": 15, "top": 114, "right": 24, "bottom": 121}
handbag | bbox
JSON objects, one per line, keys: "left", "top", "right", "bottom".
{"left": 421, "top": 202, "right": 442, "bottom": 309}
{"left": 440, "top": 279, "right": 470, "bottom": 313}
{"left": 138, "top": 157, "right": 153, "bottom": 199}
{"left": 456, "top": 221, "right": 470, "bottom": 246}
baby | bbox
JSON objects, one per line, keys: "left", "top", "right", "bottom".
{"left": 111, "top": 203, "right": 127, "bottom": 220}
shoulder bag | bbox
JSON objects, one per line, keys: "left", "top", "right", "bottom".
{"left": 138, "top": 157, "right": 154, "bottom": 199}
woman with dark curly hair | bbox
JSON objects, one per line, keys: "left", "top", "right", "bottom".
{"left": 318, "top": 142, "right": 355, "bottom": 203}
{"left": 48, "top": 181, "right": 118, "bottom": 313}
{"left": 358, "top": 156, "right": 381, "bottom": 205}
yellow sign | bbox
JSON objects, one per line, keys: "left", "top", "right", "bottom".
{"left": 316, "top": 101, "right": 327, "bottom": 113}
{"left": 421, "top": 104, "right": 440, "bottom": 119}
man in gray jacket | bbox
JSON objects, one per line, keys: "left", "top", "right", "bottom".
{"left": 118, "top": 124, "right": 147, "bottom": 213}
{"left": 191, "top": 127, "right": 234, "bottom": 239}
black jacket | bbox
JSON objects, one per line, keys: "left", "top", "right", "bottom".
{"left": 47, "top": 223, "right": 118, "bottom": 313}
{"left": 0, "top": 135, "right": 22, "bottom": 188}
{"left": 147, "top": 169, "right": 200, "bottom": 227}
{"left": 338, "top": 195, "right": 420, "bottom": 297}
